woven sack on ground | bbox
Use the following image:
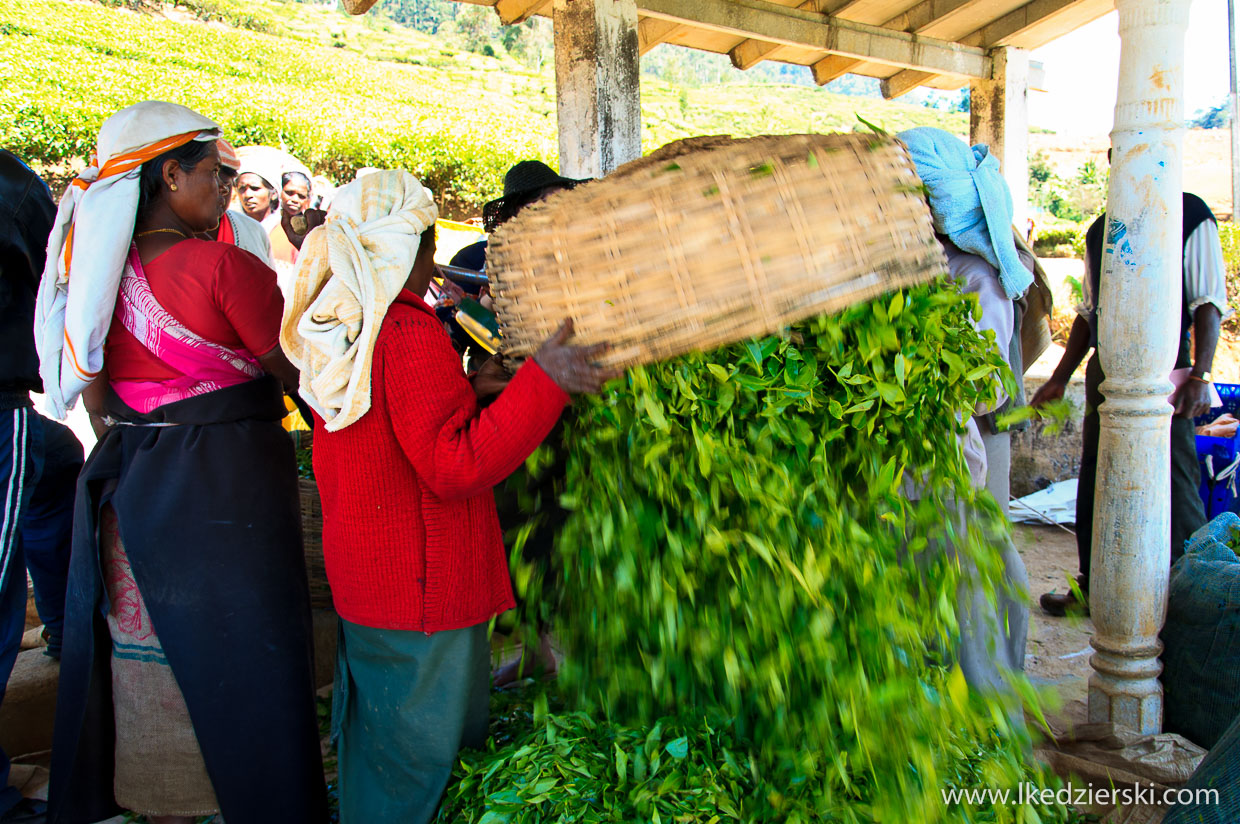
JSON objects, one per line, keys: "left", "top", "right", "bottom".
{"left": 487, "top": 133, "right": 945, "bottom": 368}
{"left": 1160, "top": 512, "right": 1240, "bottom": 750}
{"left": 1162, "top": 709, "right": 1240, "bottom": 824}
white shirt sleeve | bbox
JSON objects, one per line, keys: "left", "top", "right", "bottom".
{"left": 944, "top": 245, "right": 1013, "bottom": 414}
{"left": 947, "top": 249, "right": 1015, "bottom": 370}
{"left": 1184, "top": 220, "right": 1232, "bottom": 319}
{"left": 228, "top": 210, "right": 276, "bottom": 268}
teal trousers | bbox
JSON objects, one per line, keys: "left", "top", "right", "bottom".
{"left": 332, "top": 618, "right": 490, "bottom": 824}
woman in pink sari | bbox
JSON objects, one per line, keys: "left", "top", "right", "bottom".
{"left": 42, "top": 102, "right": 328, "bottom": 824}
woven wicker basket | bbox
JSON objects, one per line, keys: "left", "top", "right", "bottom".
{"left": 299, "top": 477, "right": 333, "bottom": 611}
{"left": 488, "top": 133, "right": 946, "bottom": 367}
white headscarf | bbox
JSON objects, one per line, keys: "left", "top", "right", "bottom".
{"left": 235, "top": 145, "right": 311, "bottom": 194}
{"left": 35, "top": 101, "right": 220, "bottom": 418}
{"left": 280, "top": 170, "right": 438, "bottom": 432}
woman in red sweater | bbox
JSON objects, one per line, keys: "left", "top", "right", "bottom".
{"left": 282, "top": 170, "right": 614, "bottom": 824}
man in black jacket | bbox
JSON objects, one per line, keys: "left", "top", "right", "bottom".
{"left": 0, "top": 150, "right": 57, "bottom": 823}
{"left": 1033, "top": 192, "right": 1226, "bottom": 616}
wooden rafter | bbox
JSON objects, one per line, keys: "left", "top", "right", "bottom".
{"left": 961, "top": 0, "right": 1081, "bottom": 47}
{"left": 494, "top": 0, "right": 550, "bottom": 24}
{"left": 478, "top": 0, "right": 1101, "bottom": 99}
{"left": 727, "top": 0, "right": 821, "bottom": 70}
{"left": 638, "top": 16, "right": 685, "bottom": 53}
{"left": 638, "top": 0, "right": 991, "bottom": 77}
{"left": 880, "top": 0, "right": 1081, "bottom": 97}
{"left": 880, "top": 69, "right": 937, "bottom": 98}
{"left": 810, "top": 53, "right": 861, "bottom": 85}
{"left": 810, "top": 0, "right": 982, "bottom": 87}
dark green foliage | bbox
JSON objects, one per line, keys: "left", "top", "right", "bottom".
{"left": 1031, "top": 226, "right": 1088, "bottom": 259}
{"left": 1219, "top": 222, "right": 1240, "bottom": 335}
{"left": 440, "top": 684, "right": 1085, "bottom": 824}
{"left": 466, "top": 283, "right": 1074, "bottom": 822}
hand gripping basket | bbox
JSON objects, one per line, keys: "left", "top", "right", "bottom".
{"left": 487, "top": 133, "right": 946, "bottom": 367}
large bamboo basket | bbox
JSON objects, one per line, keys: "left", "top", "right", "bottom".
{"left": 488, "top": 133, "right": 946, "bottom": 367}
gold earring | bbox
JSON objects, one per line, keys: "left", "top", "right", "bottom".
{"left": 170, "top": 183, "right": 178, "bottom": 191}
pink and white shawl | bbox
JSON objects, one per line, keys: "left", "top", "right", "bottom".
{"left": 112, "top": 246, "right": 263, "bottom": 413}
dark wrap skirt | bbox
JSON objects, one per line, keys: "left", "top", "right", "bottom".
{"left": 49, "top": 376, "right": 329, "bottom": 824}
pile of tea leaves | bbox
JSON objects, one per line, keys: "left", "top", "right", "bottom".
{"left": 447, "top": 281, "right": 1075, "bottom": 823}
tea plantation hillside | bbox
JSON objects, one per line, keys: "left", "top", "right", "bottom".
{"left": 0, "top": 0, "right": 966, "bottom": 216}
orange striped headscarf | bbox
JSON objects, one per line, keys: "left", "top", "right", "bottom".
{"left": 217, "top": 139, "right": 241, "bottom": 172}
{"left": 35, "top": 101, "right": 221, "bottom": 418}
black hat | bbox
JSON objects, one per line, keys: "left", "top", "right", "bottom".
{"left": 482, "top": 161, "right": 585, "bottom": 232}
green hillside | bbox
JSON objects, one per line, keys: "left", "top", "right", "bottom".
{"left": 0, "top": 0, "right": 965, "bottom": 216}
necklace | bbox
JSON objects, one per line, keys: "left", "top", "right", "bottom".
{"left": 136, "top": 227, "right": 188, "bottom": 240}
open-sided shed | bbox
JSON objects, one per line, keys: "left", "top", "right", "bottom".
{"left": 437, "top": 0, "right": 1122, "bottom": 224}
{"left": 347, "top": 0, "right": 1196, "bottom": 739}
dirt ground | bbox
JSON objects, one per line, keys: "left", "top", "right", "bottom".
{"left": 1014, "top": 522, "right": 1094, "bottom": 731}
{"left": 3, "top": 521, "right": 1128, "bottom": 820}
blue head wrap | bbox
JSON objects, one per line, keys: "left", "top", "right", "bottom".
{"left": 896, "top": 127, "right": 1031, "bottom": 300}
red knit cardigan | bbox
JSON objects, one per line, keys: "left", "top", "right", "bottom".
{"left": 312, "top": 290, "right": 568, "bottom": 632}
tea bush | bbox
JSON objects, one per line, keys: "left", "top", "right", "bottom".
{"left": 2, "top": 0, "right": 966, "bottom": 215}
{"left": 477, "top": 283, "right": 1073, "bottom": 822}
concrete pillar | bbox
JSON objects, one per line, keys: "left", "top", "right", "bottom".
{"left": 1088, "top": 0, "right": 1191, "bottom": 735}
{"left": 552, "top": 0, "right": 642, "bottom": 179}
{"left": 969, "top": 47, "right": 1030, "bottom": 232}
{"left": 1229, "top": 0, "right": 1239, "bottom": 219}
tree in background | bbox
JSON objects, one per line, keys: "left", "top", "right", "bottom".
{"left": 499, "top": 18, "right": 553, "bottom": 70}
{"left": 378, "top": 0, "right": 453, "bottom": 34}
{"left": 453, "top": 4, "right": 499, "bottom": 54}
{"left": 1029, "top": 151, "right": 1106, "bottom": 224}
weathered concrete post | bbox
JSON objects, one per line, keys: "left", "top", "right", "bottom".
{"left": 969, "top": 47, "right": 1030, "bottom": 232}
{"left": 1088, "top": 0, "right": 1191, "bottom": 734}
{"left": 552, "top": 0, "right": 642, "bottom": 179}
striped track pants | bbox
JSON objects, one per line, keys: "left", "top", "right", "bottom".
{"left": 0, "top": 405, "right": 41, "bottom": 814}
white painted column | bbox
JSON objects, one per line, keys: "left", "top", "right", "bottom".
{"left": 1088, "top": 0, "right": 1191, "bottom": 735}
{"left": 1229, "top": 0, "right": 1239, "bottom": 219}
{"left": 552, "top": 0, "right": 642, "bottom": 179}
{"left": 969, "top": 47, "right": 1030, "bottom": 231}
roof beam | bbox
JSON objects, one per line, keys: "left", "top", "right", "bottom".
{"left": 494, "top": 0, "right": 551, "bottom": 24}
{"left": 881, "top": 69, "right": 936, "bottom": 98}
{"left": 961, "top": 0, "right": 1078, "bottom": 47}
{"left": 729, "top": 37, "right": 786, "bottom": 69}
{"left": 727, "top": 0, "right": 819, "bottom": 70}
{"left": 638, "top": 16, "right": 685, "bottom": 53}
{"left": 728, "top": 0, "right": 869, "bottom": 71}
{"left": 637, "top": 0, "right": 991, "bottom": 77}
{"left": 888, "top": 0, "right": 985, "bottom": 35}
{"left": 810, "top": 53, "right": 860, "bottom": 84}
{"left": 822, "top": 0, "right": 869, "bottom": 14}
{"left": 879, "top": 0, "right": 1076, "bottom": 97}
{"left": 808, "top": 0, "right": 979, "bottom": 85}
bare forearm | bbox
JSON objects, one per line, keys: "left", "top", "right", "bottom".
{"left": 1051, "top": 316, "right": 1092, "bottom": 383}
{"left": 1192, "top": 304, "right": 1222, "bottom": 376}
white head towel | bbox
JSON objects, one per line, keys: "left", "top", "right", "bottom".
{"left": 35, "top": 100, "right": 220, "bottom": 418}
{"left": 235, "top": 145, "right": 311, "bottom": 193}
{"left": 281, "top": 169, "right": 438, "bottom": 432}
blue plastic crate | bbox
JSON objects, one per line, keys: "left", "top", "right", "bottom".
{"left": 1194, "top": 383, "right": 1240, "bottom": 519}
